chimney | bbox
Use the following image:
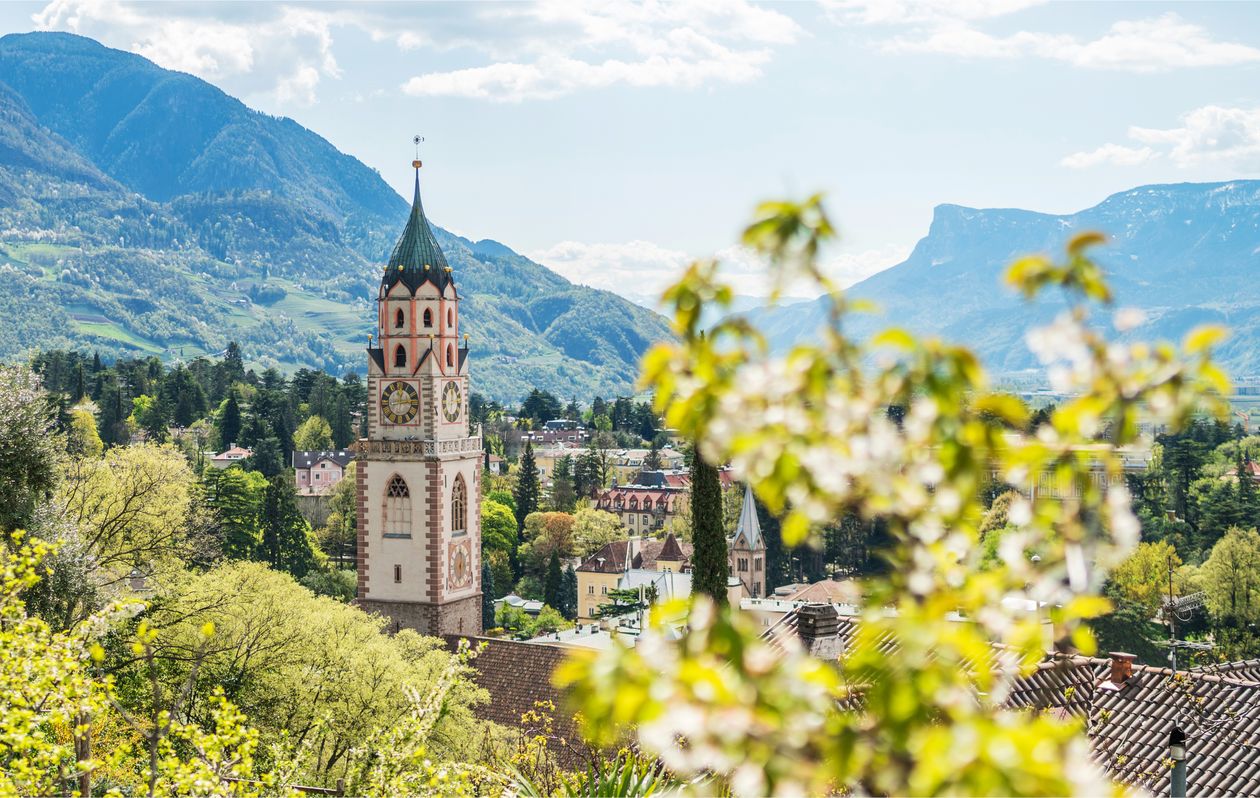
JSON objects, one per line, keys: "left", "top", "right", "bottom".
{"left": 1101, "top": 652, "right": 1135, "bottom": 690}
{"left": 795, "top": 603, "right": 841, "bottom": 659}
{"left": 1169, "top": 726, "right": 1187, "bottom": 798}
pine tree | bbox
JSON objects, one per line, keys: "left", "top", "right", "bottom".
{"left": 550, "top": 454, "right": 576, "bottom": 511}
{"left": 218, "top": 391, "right": 242, "bottom": 448}
{"left": 482, "top": 562, "right": 496, "bottom": 631}
{"left": 691, "top": 447, "right": 729, "bottom": 605}
{"left": 562, "top": 564, "right": 579, "bottom": 620}
{"left": 330, "top": 392, "right": 354, "bottom": 448}
{"left": 204, "top": 468, "right": 264, "bottom": 559}
{"left": 642, "top": 440, "right": 663, "bottom": 474}
{"left": 514, "top": 441, "right": 540, "bottom": 531}
{"left": 261, "top": 475, "right": 318, "bottom": 579}
{"left": 544, "top": 550, "right": 564, "bottom": 610}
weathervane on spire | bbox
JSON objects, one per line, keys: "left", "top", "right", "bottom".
{"left": 412, "top": 134, "right": 424, "bottom": 169}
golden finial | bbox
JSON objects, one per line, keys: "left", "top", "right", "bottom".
{"left": 413, "top": 135, "right": 424, "bottom": 170}
{"left": 424, "top": 263, "right": 430, "bottom": 270}
{"left": 368, "top": 333, "right": 374, "bottom": 347}
{"left": 444, "top": 266, "right": 452, "bottom": 273}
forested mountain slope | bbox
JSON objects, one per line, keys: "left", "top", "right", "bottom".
{"left": 0, "top": 32, "right": 671, "bottom": 401}
{"left": 747, "top": 181, "right": 1260, "bottom": 376}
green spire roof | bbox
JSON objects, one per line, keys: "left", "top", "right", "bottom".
{"left": 382, "top": 168, "right": 452, "bottom": 295}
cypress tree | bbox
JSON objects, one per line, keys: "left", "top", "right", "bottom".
{"left": 218, "top": 391, "right": 242, "bottom": 448}
{"left": 691, "top": 447, "right": 729, "bottom": 605}
{"left": 482, "top": 562, "right": 496, "bottom": 630}
{"left": 562, "top": 564, "right": 578, "bottom": 620}
{"left": 544, "top": 550, "right": 564, "bottom": 610}
{"left": 513, "top": 441, "right": 540, "bottom": 531}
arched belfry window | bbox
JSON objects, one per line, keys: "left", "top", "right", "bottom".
{"left": 446, "top": 345, "right": 454, "bottom": 367}
{"left": 452, "top": 474, "right": 467, "bottom": 534}
{"left": 395, "top": 308, "right": 405, "bottom": 329}
{"left": 394, "top": 345, "right": 406, "bottom": 368}
{"left": 423, "top": 308, "right": 432, "bottom": 327}
{"left": 447, "top": 308, "right": 454, "bottom": 326}
{"left": 383, "top": 475, "right": 411, "bottom": 537}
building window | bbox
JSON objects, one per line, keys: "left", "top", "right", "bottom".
{"left": 394, "top": 564, "right": 402, "bottom": 583}
{"left": 394, "top": 345, "right": 406, "bottom": 368}
{"left": 395, "top": 308, "right": 405, "bottom": 328}
{"left": 602, "top": 585, "right": 608, "bottom": 595}
{"left": 448, "top": 308, "right": 454, "bottom": 326}
{"left": 588, "top": 585, "right": 594, "bottom": 594}
{"left": 642, "top": 514, "right": 649, "bottom": 525}
{"left": 423, "top": 308, "right": 432, "bottom": 327}
{"left": 451, "top": 474, "right": 467, "bottom": 534}
{"left": 384, "top": 475, "right": 411, "bottom": 537}
{"left": 754, "top": 557, "right": 762, "bottom": 571}
{"left": 754, "top": 581, "right": 761, "bottom": 596}
{"left": 447, "top": 345, "right": 454, "bottom": 367}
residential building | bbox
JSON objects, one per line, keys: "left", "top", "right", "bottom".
{"left": 610, "top": 447, "right": 686, "bottom": 484}
{"left": 292, "top": 449, "right": 355, "bottom": 495}
{"left": 533, "top": 444, "right": 583, "bottom": 484}
{"left": 208, "top": 444, "right": 251, "bottom": 469}
{"left": 594, "top": 485, "right": 687, "bottom": 535}
{"left": 575, "top": 501, "right": 768, "bottom": 619}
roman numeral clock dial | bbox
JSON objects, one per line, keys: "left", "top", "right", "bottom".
{"left": 442, "top": 381, "right": 462, "bottom": 423}
{"left": 381, "top": 380, "right": 418, "bottom": 424}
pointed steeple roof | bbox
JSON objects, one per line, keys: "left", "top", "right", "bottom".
{"left": 382, "top": 163, "right": 453, "bottom": 295}
{"left": 657, "top": 533, "right": 686, "bottom": 562}
{"left": 733, "top": 484, "right": 763, "bottom": 550}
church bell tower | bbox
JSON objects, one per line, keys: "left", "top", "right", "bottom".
{"left": 355, "top": 156, "right": 483, "bottom": 636}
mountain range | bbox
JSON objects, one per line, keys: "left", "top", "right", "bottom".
{"left": 747, "top": 180, "right": 1260, "bottom": 378}
{"left": 0, "top": 31, "right": 671, "bottom": 403}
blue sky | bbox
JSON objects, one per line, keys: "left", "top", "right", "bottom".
{"left": 4, "top": 1, "right": 1260, "bottom": 301}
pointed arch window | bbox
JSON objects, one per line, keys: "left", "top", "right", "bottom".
{"left": 395, "top": 308, "right": 405, "bottom": 329}
{"left": 383, "top": 475, "right": 411, "bottom": 538}
{"left": 423, "top": 308, "right": 432, "bottom": 327}
{"left": 451, "top": 474, "right": 467, "bottom": 534}
{"left": 394, "top": 345, "right": 407, "bottom": 368}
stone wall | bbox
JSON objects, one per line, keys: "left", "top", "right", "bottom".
{"left": 358, "top": 594, "right": 483, "bottom": 637}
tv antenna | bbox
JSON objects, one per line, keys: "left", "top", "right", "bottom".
{"left": 1157, "top": 553, "right": 1212, "bottom": 674}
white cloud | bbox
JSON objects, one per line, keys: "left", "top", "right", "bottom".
{"left": 32, "top": 0, "right": 802, "bottom": 105}
{"left": 402, "top": 1, "right": 801, "bottom": 102}
{"left": 1063, "top": 105, "right": 1260, "bottom": 171}
{"left": 33, "top": 0, "right": 350, "bottom": 107}
{"left": 527, "top": 238, "right": 907, "bottom": 303}
{"left": 878, "top": 12, "right": 1260, "bottom": 73}
{"left": 1130, "top": 106, "right": 1260, "bottom": 168}
{"left": 825, "top": 0, "right": 1043, "bottom": 26}
{"left": 1060, "top": 143, "right": 1157, "bottom": 170}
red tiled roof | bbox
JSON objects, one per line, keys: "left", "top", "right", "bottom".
{"left": 769, "top": 609, "right": 1260, "bottom": 796}
{"left": 446, "top": 636, "right": 586, "bottom": 764}
{"left": 577, "top": 540, "right": 634, "bottom": 573}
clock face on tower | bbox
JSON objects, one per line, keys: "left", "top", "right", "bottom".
{"left": 441, "top": 381, "right": 462, "bottom": 423}
{"left": 381, "top": 380, "right": 419, "bottom": 424}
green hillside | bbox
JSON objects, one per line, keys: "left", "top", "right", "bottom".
{"left": 0, "top": 32, "right": 672, "bottom": 402}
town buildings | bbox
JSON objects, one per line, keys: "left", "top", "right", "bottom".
{"left": 576, "top": 485, "right": 768, "bottom": 619}
{"left": 208, "top": 444, "right": 251, "bottom": 469}
{"left": 292, "top": 449, "right": 354, "bottom": 495}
